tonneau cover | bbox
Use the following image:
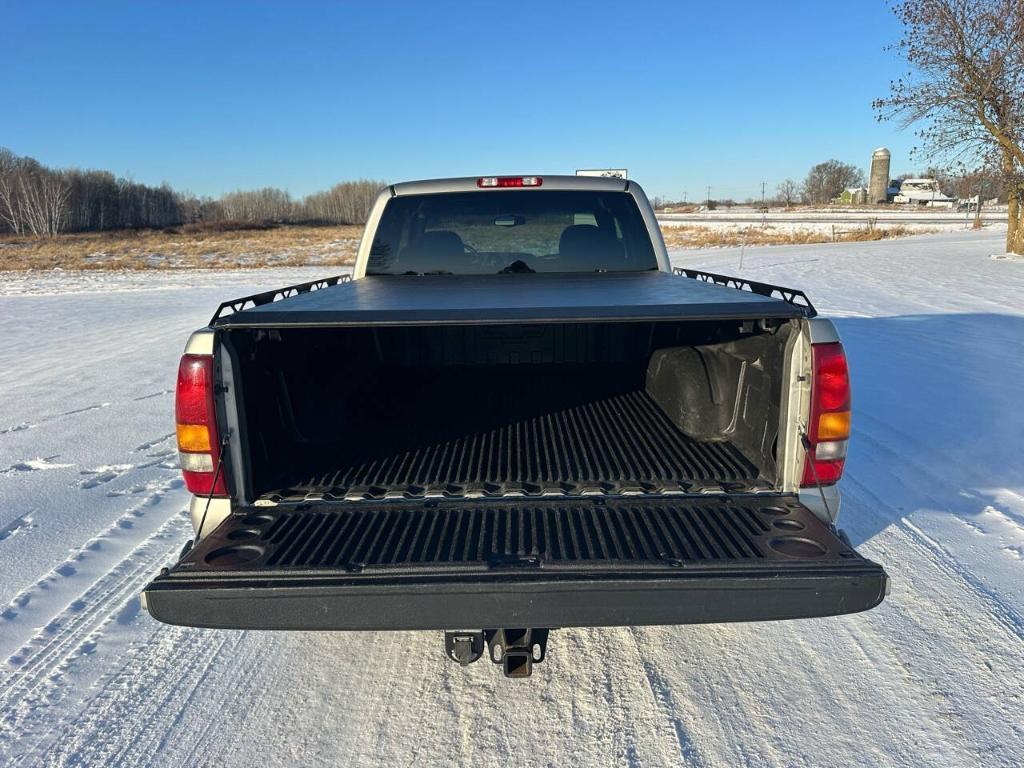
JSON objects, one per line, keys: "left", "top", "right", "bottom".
{"left": 211, "top": 271, "right": 805, "bottom": 328}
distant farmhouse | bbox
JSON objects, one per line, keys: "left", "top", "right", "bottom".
{"left": 890, "top": 178, "right": 956, "bottom": 207}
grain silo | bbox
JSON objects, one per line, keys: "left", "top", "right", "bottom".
{"left": 869, "top": 147, "right": 891, "bottom": 204}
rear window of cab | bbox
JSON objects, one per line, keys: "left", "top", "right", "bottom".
{"left": 367, "top": 190, "right": 658, "bottom": 275}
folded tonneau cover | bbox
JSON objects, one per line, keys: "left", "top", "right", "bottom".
{"left": 212, "top": 271, "right": 806, "bottom": 328}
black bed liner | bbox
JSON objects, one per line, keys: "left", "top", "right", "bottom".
{"left": 211, "top": 271, "right": 808, "bottom": 328}
{"left": 145, "top": 495, "right": 888, "bottom": 630}
{"left": 271, "top": 389, "right": 763, "bottom": 502}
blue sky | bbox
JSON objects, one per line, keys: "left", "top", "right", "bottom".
{"left": 2, "top": 1, "right": 918, "bottom": 201}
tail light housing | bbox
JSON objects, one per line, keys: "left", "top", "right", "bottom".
{"left": 175, "top": 354, "right": 228, "bottom": 496}
{"left": 801, "top": 342, "right": 851, "bottom": 487}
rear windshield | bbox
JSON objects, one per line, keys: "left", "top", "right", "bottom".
{"left": 366, "top": 190, "right": 658, "bottom": 275}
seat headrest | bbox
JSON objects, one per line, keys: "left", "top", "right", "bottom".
{"left": 402, "top": 230, "right": 465, "bottom": 262}
{"left": 558, "top": 224, "right": 609, "bottom": 255}
{"left": 558, "top": 224, "right": 623, "bottom": 268}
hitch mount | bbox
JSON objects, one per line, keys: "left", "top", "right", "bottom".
{"left": 443, "top": 628, "right": 550, "bottom": 678}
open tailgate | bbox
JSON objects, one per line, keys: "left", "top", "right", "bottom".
{"left": 144, "top": 495, "right": 887, "bottom": 630}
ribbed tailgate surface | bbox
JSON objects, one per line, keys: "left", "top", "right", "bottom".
{"left": 178, "top": 496, "right": 860, "bottom": 576}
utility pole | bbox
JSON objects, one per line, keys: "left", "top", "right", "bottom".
{"left": 706, "top": 185, "right": 711, "bottom": 208}
{"left": 761, "top": 181, "right": 767, "bottom": 208}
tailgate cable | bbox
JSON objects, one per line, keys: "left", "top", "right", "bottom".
{"left": 800, "top": 431, "right": 833, "bottom": 521}
{"left": 195, "top": 432, "right": 231, "bottom": 541}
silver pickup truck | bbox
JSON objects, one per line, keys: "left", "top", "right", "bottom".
{"left": 144, "top": 175, "right": 887, "bottom": 678}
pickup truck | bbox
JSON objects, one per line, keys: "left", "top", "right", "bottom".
{"left": 144, "top": 175, "right": 888, "bottom": 678}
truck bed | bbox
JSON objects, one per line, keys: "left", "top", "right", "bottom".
{"left": 211, "top": 271, "right": 807, "bottom": 328}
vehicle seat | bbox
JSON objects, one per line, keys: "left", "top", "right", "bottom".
{"left": 557, "top": 224, "right": 624, "bottom": 271}
{"left": 400, "top": 230, "right": 465, "bottom": 269}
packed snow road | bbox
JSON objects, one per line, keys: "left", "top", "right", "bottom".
{"left": 0, "top": 232, "right": 1022, "bottom": 767}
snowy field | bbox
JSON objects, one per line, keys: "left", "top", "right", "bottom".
{"left": 1, "top": 231, "right": 1022, "bottom": 767}
{"left": 657, "top": 209, "right": 1007, "bottom": 237}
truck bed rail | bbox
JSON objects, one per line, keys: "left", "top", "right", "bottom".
{"left": 209, "top": 273, "right": 352, "bottom": 326}
{"left": 673, "top": 267, "right": 816, "bottom": 318}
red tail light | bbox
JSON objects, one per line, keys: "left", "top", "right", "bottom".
{"left": 175, "top": 354, "right": 228, "bottom": 497}
{"left": 801, "top": 342, "right": 851, "bottom": 487}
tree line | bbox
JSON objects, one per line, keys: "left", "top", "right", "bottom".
{"left": 0, "top": 147, "right": 386, "bottom": 237}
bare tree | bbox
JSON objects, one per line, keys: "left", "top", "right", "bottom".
{"left": 874, "top": 0, "right": 1024, "bottom": 254}
{"left": 0, "top": 147, "right": 23, "bottom": 234}
{"left": 218, "top": 187, "right": 295, "bottom": 223}
{"left": 16, "top": 161, "right": 70, "bottom": 236}
{"left": 801, "top": 160, "right": 865, "bottom": 204}
{"left": 776, "top": 179, "right": 800, "bottom": 207}
{"left": 301, "top": 180, "right": 385, "bottom": 224}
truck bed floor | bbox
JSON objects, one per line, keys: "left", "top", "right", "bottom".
{"left": 273, "top": 389, "right": 762, "bottom": 500}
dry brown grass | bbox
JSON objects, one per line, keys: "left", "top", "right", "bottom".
{"left": 0, "top": 225, "right": 362, "bottom": 271}
{"left": 659, "top": 224, "right": 934, "bottom": 249}
{"left": 0, "top": 221, "right": 935, "bottom": 272}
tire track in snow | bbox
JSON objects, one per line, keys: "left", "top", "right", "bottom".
{"left": 844, "top": 474, "right": 1024, "bottom": 643}
{"left": 628, "top": 627, "right": 705, "bottom": 767}
{"left": 0, "top": 513, "right": 34, "bottom": 543}
{"left": 30, "top": 630, "right": 243, "bottom": 768}
{"left": 167, "top": 633, "right": 274, "bottom": 768}
{"left": 0, "top": 508, "right": 189, "bottom": 763}
{"left": 0, "top": 404, "right": 112, "bottom": 439}
{"left": 78, "top": 464, "right": 135, "bottom": 490}
{"left": 532, "top": 627, "right": 688, "bottom": 767}
{"left": 132, "top": 389, "right": 173, "bottom": 402}
{"left": 134, "top": 433, "right": 174, "bottom": 452}
{"left": 851, "top": 413, "right": 1024, "bottom": 529}
{"left": 0, "top": 456, "right": 75, "bottom": 474}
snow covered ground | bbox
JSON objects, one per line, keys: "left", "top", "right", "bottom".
{"left": 657, "top": 209, "right": 1007, "bottom": 237}
{"left": 1, "top": 231, "right": 1022, "bottom": 767}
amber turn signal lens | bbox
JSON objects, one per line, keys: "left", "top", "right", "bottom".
{"left": 176, "top": 422, "right": 212, "bottom": 452}
{"left": 817, "top": 411, "right": 851, "bottom": 441}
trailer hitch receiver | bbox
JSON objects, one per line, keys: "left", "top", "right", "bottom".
{"left": 486, "top": 628, "right": 549, "bottom": 678}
